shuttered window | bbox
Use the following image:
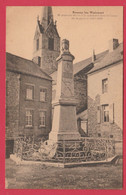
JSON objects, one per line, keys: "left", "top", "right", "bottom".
{"left": 102, "top": 105, "right": 109, "bottom": 122}
{"left": 109, "top": 103, "right": 114, "bottom": 123}
{"left": 97, "top": 106, "right": 101, "bottom": 124}
{"left": 97, "top": 104, "right": 114, "bottom": 124}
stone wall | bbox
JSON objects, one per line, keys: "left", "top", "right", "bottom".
{"left": 74, "top": 73, "right": 87, "bottom": 113}
{"left": 6, "top": 71, "right": 20, "bottom": 139}
{"left": 19, "top": 74, "right": 52, "bottom": 138}
{"left": 41, "top": 48, "right": 60, "bottom": 74}
{"left": 74, "top": 64, "right": 93, "bottom": 113}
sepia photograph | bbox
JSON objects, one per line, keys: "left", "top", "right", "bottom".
{"left": 5, "top": 6, "right": 123, "bottom": 189}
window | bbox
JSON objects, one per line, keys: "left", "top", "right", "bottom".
{"left": 102, "top": 105, "right": 109, "bottom": 122}
{"left": 38, "top": 56, "right": 41, "bottom": 66}
{"left": 40, "top": 88, "right": 46, "bottom": 102}
{"left": 102, "top": 78, "right": 108, "bottom": 94}
{"left": 39, "top": 111, "right": 46, "bottom": 127}
{"left": 36, "top": 39, "right": 39, "bottom": 50}
{"left": 48, "top": 38, "right": 54, "bottom": 50}
{"left": 25, "top": 110, "right": 33, "bottom": 127}
{"left": 26, "top": 85, "right": 34, "bottom": 100}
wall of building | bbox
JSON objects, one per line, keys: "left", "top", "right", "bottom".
{"left": 6, "top": 71, "right": 20, "bottom": 140}
{"left": 19, "top": 74, "right": 52, "bottom": 138}
{"left": 6, "top": 71, "right": 20, "bottom": 157}
{"left": 88, "top": 61, "right": 123, "bottom": 140}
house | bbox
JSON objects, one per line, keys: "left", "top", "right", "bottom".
{"left": 6, "top": 52, "right": 52, "bottom": 157}
{"left": 87, "top": 39, "right": 123, "bottom": 141}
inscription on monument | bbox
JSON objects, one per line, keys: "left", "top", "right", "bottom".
{"left": 63, "top": 72, "right": 73, "bottom": 79}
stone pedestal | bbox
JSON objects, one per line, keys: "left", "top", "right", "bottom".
{"left": 49, "top": 39, "right": 80, "bottom": 142}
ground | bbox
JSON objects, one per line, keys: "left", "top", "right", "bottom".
{"left": 5, "top": 158, "right": 123, "bottom": 189}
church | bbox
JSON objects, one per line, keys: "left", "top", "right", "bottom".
{"left": 6, "top": 6, "right": 123, "bottom": 156}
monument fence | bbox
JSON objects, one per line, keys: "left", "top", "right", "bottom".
{"left": 14, "top": 136, "right": 115, "bottom": 163}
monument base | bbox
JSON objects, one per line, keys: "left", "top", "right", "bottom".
{"left": 49, "top": 131, "right": 81, "bottom": 142}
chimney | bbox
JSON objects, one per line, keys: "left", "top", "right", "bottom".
{"left": 92, "top": 49, "right": 96, "bottom": 62}
{"left": 109, "top": 39, "right": 119, "bottom": 52}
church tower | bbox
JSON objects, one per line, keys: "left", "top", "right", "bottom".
{"left": 33, "top": 6, "right": 60, "bottom": 74}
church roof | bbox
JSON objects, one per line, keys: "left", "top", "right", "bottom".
{"left": 44, "top": 21, "right": 60, "bottom": 38}
{"left": 88, "top": 43, "right": 123, "bottom": 74}
{"left": 6, "top": 52, "right": 52, "bottom": 81}
{"left": 38, "top": 21, "right": 44, "bottom": 33}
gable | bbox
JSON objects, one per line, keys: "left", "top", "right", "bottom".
{"left": 45, "top": 22, "right": 60, "bottom": 38}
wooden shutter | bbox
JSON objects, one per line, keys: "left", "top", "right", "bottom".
{"left": 45, "top": 89, "right": 47, "bottom": 101}
{"left": 97, "top": 106, "right": 101, "bottom": 124}
{"left": 109, "top": 103, "right": 114, "bottom": 123}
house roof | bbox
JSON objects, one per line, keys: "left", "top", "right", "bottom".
{"left": 88, "top": 43, "right": 123, "bottom": 74}
{"left": 73, "top": 50, "right": 109, "bottom": 75}
{"left": 51, "top": 43, "right": 123, "bottom": 83}
{"left": 6, "top": 52, "right": 52, "bottom": 81}
{"left": 50, "top": 49, "right": 109, "bottom": 82}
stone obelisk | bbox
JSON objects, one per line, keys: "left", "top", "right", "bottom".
{"left": 49, "top": 39, "right": 80, "bottom": 142}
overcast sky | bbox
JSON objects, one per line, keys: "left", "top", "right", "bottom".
{"left": 6, "top": 6, "right": 123, "bottom": 63}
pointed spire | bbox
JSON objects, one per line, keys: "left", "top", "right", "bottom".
{"left": 41, "top": 6, "right": 54, "bottom": 29}
{"left": 92, "top": 49, "right": 96, "bottom": 62}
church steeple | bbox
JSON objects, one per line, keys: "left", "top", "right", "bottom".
{"left": 41, "top": 6, "right": 54, "bottom": 29}
{"left": 33, "top": 6, "right": 60, "bottom": 74}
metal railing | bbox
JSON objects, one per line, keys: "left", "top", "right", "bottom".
{"left": 14, "top": 136, "right": 115, "bottom": 163}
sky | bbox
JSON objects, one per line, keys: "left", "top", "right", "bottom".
{"left": 6, "top": 6, "right": 123, "bottom": 63}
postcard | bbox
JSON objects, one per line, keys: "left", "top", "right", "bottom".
{"left": 0, "top": 1, "right": 126, "bottom": 195}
